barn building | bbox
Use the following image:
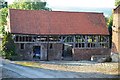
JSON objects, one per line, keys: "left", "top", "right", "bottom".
{"left": 6, "top": 9, "right": 110, "bottom": 60}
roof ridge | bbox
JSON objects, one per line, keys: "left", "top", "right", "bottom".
{"left": 9, "top": 8, "right": 103, "bottom": 14}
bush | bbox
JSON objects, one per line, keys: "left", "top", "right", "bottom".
{"left": 1, "top": 32, "right": 16, "bottom": 59}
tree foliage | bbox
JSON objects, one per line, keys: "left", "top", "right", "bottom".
{"left": 115, "top": 0, "right": 120, "bottom": 6}
{"left": 107, "top": 15, "right": 113, "bottom": 27}
{"left": 9, "top": 0, "right": 51, "bottom": 10}
{"left": 0, "top": 0, "right": 8, "bottom": 36}
{"left": 0, "top": 8, "right": 8, "bottom": 36}
{"left": 2, "top": 33, "right": 16, "bottom": 59}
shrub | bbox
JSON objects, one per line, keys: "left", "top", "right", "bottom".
{"left": 1, "top": 32, "right": 16, "bottom": 59}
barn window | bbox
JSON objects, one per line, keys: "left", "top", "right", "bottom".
{"left": 20, "top": 43, "right": 25, "bottom": 49}
{"left": 50, "top": 44, "right": 53, "bottom": 49}
{"left": 19, "top": 36, "right": 22, "bottom": 41}
{"left": 15, "top": 36, "right": 19, "bottom": 42}
{"left": 74, "top": 35, "right": 109, "bottom": 48}
{"left": 75, "top": 43, "right": 78, "bottom": 47}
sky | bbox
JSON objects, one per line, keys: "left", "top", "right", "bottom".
{"left": 6, "top": 0, "right": 115, "bottom": 8}
{"left": 46, "top": 0, "right": 115, "bottom": 8}
{"left": 5, "top": 0, "right": 115, "bottom": 17}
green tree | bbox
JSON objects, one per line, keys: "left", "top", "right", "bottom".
{"left": 0, "top": 0, "right": 8, "bottom": 37}
{"left": 115, "top": 0, "right": 120, "bottom": 6}
{"left": 0, "top": 8, "right": 8, "bottom": 37}
{"left": 9, "top": 0, "right": 51, "bottom": 10}
{"left": 107, "top": 15, "right": 113, "bottom": 27}
{"left": 2, "top": 33, "right": 16, "bottom": 59}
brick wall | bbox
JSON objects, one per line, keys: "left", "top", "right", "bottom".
{"left": 48, "top": 43, "right": 63, "bottom": 60}
{"left": 15, "top": 43, "right": 111, "bottom": 61}
{"left": 15, "top": 43, "right": 63, "bottom": 60}
{"left": 112, "top": 9, "right": 120, "bottom": 53}
{"left": 72, "top": 48, "right": 111, "bottom": 60}
{"left": 15, "top": 43, "right": 33, "bottom": 60}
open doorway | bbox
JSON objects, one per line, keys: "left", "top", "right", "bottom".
{"left": 62, "top": 43, "right": 73, "bottom": 60}
{"left": 33, "top": 46, "right": 41, "bottom": 59}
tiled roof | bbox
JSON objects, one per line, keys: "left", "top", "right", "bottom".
{"left": 8, "top": 9, "right": 109, "bottom": 35}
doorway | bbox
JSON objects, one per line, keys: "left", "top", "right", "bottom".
{"left": 62, "top": 44, "right": 73, "bottom": 60}
{"left": 33, "top": 46, "right": 41, "bottom": 59}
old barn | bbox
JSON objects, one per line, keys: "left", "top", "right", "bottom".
{"left": 6, "top": 9, "right": 110, "bottom": 60}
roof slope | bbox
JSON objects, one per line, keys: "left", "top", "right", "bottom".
{"left": 114, "top": 5, "right": 120, "bottom": 13}
{"left": 8, "top": 9, "right": 109, "bottom": 35}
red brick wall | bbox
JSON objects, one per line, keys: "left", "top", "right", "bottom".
{"left": 48, "top": 43, "right": 63, "bottom": 60}
{"left": 72, "top": 48, "right": 111, "bottom": 60}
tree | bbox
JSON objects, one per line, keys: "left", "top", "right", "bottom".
{"left": 0, "top": 0, "right": 8, "bottom": 37}
{"left": 2, "top": 33, "right": 16, "bottom": 59}
{"left": 115, "top": 0, "right": 120, "bottom": 6}
{"left": 9, "top": 0, "right": 51, "bottom": 10}
{"left": 0, "top": 8, "right": 8, "bottom": 37}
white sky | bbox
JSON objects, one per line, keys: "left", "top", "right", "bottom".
{"left": 6, "top": 0, "right": 115, "bottom": 8}
{"left": 46, "top": 0, "right": 115, "bottom": 8}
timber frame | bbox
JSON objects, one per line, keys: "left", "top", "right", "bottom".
{"left": 13, "top": 34, "right": 110, "bottom": 49}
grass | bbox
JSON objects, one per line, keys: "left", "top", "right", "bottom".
{"left": 15, "top": 61, "right": 41, "bottom": 68}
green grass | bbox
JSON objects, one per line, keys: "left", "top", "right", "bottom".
{"left": 15, "top": 62, "right": 41, "bottom": 68}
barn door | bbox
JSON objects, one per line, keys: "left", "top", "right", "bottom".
{"left": 33, "top": 46, "right": 41, "bottom": 59}
{"left": 62, "top": 44, "right": 73, "bottom": 60}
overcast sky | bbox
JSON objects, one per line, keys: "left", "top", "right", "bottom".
{"left": 6, "top": 0, "right": 115, "bottom": 8}
{"left": 46, "top": 0, "right": 115, "bottom": 8}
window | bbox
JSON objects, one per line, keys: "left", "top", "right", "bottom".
{"left": 15, "top": 36, "right": 19, "bottom": 42}
{"left": 75, "top": 43, "right": 78, "bottom": 47}
{"left": 20, "top": 43, "right": 25, "bottom": 49}
{"left": 19, "top": 36, "right": 22, "bottom": 41}
{"left": 50, "top": 44, "right": 53, "bottom": 49}
{"left": 64, "top": 36, "right": 73, "bottom": 42}
{"left": 74, "top": 35, "right": 109, "bottom": 48}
